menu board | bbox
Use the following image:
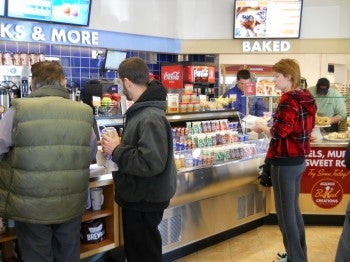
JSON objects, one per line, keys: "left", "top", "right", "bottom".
{"left": 0, "top": 0, "right": 4, "bottom": 16}
{"left": 233, "top": 0, "right": 303, "bottom": 39}
{"left": 7, "top": 0, "right": 92, "bottom": 26}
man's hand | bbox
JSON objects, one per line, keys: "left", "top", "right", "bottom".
{"left": 101, "top": 133, "right": 121, "bottom": 156}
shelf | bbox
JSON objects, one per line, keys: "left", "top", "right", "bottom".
{"left": 82, "top": 209, "right": 113, "bottom": 222}
{"left": 166, "top": 110, "right": 238, "bottom": 122}
{"left": 0, "top": 228, "right": 16, "bottom": 243}
{"left": 80, "top": 238, "right": 116, "bottom": 259}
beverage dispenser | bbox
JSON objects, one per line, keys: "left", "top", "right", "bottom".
{"left": 0, "top": 64, "right": 31, "bottom": 96}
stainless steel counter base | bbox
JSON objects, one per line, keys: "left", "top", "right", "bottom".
{"left": 160, "top": 156, "right": 268, "bottom": 253}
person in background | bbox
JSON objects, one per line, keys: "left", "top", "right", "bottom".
{"left": 335, "top": 201, "right": 350, "bottom": 262}
{"left": 0, "top": 61, "right": 97, "bottom": 262}
{"left": 222, "top": 69, "right": 266, "bottom": 116}
{"left": 308, "top": 77, "right": 347, "bottom": 132}
{"left": 335, "top": 144, "right": 350, "bottom": 262}
{"left": 252, "top": 59, "right": 317, "bottom": 262}
{"left": 101, "top": 57, "right": 177, "bottom": 262}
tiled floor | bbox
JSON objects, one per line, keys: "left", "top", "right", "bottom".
{"left": 173, "top": 225, "right": 342, "bottom": 262}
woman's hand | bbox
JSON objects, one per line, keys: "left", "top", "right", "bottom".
{"left": 252, "top": 121, "right": 272, "bottom": 138}
{"left": 252, "top": 121, "right": 264, "bottom": 133}
{"left": 101, "top": 133, "right": 121, "bottom": 156}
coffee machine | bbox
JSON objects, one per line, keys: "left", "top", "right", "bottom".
{"left": 0, "top": 65, "right": 31, "bottom": 118}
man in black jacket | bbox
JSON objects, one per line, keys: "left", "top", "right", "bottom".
{"left": 101, "top": 57, "right": 177, "bottom": 262}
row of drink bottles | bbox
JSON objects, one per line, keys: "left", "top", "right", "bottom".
{"left": 174, "top": 139, "right": 269, "bottom": 171}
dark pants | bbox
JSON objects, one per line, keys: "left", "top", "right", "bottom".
{"left": 335, "top": 201, "right": 350, "bottom": 262}
{"left": 271, "top": 162, "right": 308, "bottom": 262}
{"left": 15, "top": 216, "right": 81, "bottom": 262}
{"left": 122, "top": 208, "right": 164, "bottom": 262}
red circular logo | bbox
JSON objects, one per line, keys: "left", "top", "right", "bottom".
{"left": 311, "top": 178, "right": 343, "bottom": 209}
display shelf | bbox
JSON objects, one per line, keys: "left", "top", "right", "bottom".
{"left": 80, "top": 239, "right": 116, "bottom": 259}
{"left": 166, "top": 110, "right": 238, "bottom": 123}
{"left": 0, "top": 228, "right": 16, "bottom": 243}
{"left": 80, "top": 181, "right": 118, "bottom": 259}
{"left": 82, "top": 209, "right": 113, "bottom": 222}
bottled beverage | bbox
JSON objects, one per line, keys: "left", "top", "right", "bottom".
{"left": 101, "top": 127, "right": 119, "bottom": 172}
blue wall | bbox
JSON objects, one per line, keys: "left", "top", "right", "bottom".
{"left": 0, "top": 40, "right": 179, "bottom": 88}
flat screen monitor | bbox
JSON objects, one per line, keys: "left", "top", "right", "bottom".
{"left": 103, "top": 50, "right": 127, "bottom": 71}
{"left": 233, "top": 0, "right": 303, "bottom": 39}
{"left": 0, "top": 0, "right": 5, "bottom": 16}
{"left": 6, "top": 0, "right": 92, "bottom": 26}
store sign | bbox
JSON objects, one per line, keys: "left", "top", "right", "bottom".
{"left": 242, "top": 40, "right": 291, "bottom": 53}
{"left": 243, "top": 82, "right": 256, "bottom": 96}
{"left": 0, "top": 19, "right": 99, "bottom": 46}
{"left": 224, "top": 65, "right": 273, "bottom": 75}
{"left": 0, "top": 18, "right": 182, "bottom": 53}
{"left": 161, "top": 65, "right": 183, "bottom": 89}
{"left": 184, "top": 65, "right": 215, "bottom": 84}
{"left": 302, "top": 147, "right": 350, "bottom": 209}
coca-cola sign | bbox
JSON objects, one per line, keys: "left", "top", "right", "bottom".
{"left": 164, "top": 71, "right": 180, "bottom": 81}
{"left": 161, "top": 65, "right": 183, "bottom": 89}
{"left": 184, "top": 65, "right": 215, "bottom": 83}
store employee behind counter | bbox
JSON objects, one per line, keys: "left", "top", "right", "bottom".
{"left": 222, "top": 69, "right": 266, "bottom": 116}
{"left": 308, "top": 77, "right": 347, "bottom": 132}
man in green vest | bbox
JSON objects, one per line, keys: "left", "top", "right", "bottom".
{"left": 0, "top": 61, "right": 97, "bottom": 262}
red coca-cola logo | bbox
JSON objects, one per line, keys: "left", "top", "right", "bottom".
{"left": 194, "top": 68, "right": 208, "bottom": 77}
{"left": 161, "top": 65, "right": 183, "bottom": 89}
{"left": 164, "top": 71, "right": 180, "bottom": 81}
{"left": 311, "top": 178, "right": 343, "bottom": 209}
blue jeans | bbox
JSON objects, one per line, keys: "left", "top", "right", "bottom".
{"left": 271, "top": 162, "right": 308, "bottom": 262}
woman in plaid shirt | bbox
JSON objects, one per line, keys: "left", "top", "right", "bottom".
{"left": 253, "top": 59, "right": 317, "bottom": 262}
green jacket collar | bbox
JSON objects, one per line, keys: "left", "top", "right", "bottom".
{"left": 29, "top": 85, "right": 70, "bottom": 99}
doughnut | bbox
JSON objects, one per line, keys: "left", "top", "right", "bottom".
{"left": 323, "top": 117, "right": 331, "bottom": 125}
{"left": 316, "top": 116, "right": 324, "bottom": 125}
{"left": 316, "top": 116, "right": 330, "bottom": 126}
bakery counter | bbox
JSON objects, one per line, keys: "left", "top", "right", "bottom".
{"left": 269, "top": 139, "right": 350, "bottom": 216}
{"left": 311, "top": 140, "right": 348, "bottom": 147}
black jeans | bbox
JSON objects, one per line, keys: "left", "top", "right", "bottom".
{"left": 122, "top": 207, "right": 165, "bottom": 262}
{"left": 15, "top": 216, "right": 81, "bottom": 262}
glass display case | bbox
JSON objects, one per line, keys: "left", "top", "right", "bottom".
{"left": 160, "top": 110, "right": 270, "bottom": 255}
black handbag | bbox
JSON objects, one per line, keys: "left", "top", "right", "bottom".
{"left": 258, "top": 161, "right": 272, "bottom": 187}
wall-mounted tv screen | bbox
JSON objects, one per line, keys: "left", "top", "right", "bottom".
{"left": 0, "top": 0, "right": 5, "bottom": 16}
{"left": 233, "top": 0, "right": 303, "bottom": 39}
{"left": 6, "top": 0, "right": 92, "bottom": 26}
{"left": 103, "top": 50, "right": 127, "bottom": 71}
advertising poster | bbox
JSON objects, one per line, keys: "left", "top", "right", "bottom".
{"left": 302, "top": 146, "right": 350, "bottom": 209}
{"left": 161, "top": 65, "right": 183, "bottom": 89}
